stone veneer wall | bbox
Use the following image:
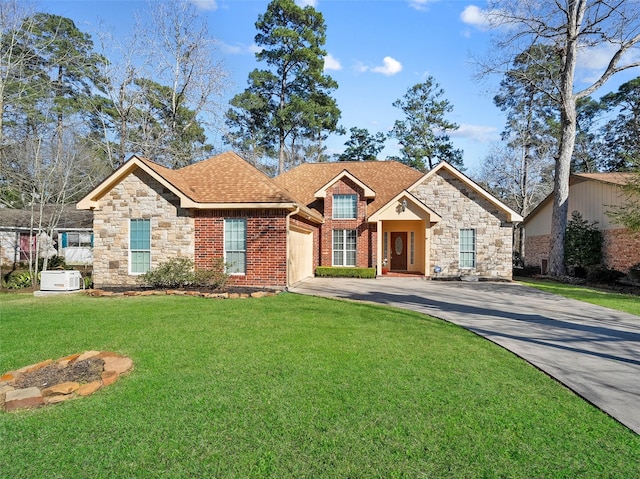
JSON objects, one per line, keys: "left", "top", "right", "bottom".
{"left": 194, "top": 209, "right": 288, "bottom": 287}
{"left": 526, "top": 229, "right": 640, "bottom": 273}
{"left": 320, "top": 178, "right": 376, "bottom": 268}
{"left": 92, "top": 170, "right": 194, "bottom": 288}
{"left": 411, "top": 170, "right": 514, "bottom": 280}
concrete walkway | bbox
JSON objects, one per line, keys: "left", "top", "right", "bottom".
{"left": 290, "top": 277, "right": 640, "bottom": 434}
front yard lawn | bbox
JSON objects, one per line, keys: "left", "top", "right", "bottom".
{"left": 519, "top": 277, "right": 640, "bottom": 316}
{"left": 1, "top": 292, "right": 639, "bottom": 477}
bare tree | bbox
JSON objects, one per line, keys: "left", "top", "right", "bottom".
{"left": 480, "top": 0, "right": 640, "bottom": 276}
{"left": 477, "top": 142, "right": 554, "bottom": 263}
{"left": 89, "top": 25, "right": 148, "bottom": 170}
{"left": 134, "top": 1, "right": 228, "bottom": 167}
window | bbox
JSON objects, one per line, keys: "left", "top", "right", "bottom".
{"left": 62, "top": 232, "right": 93, "bottom": 248}
{"left": 410, "top": 231, "right": 415, "bottom": 265}
{"left": 333, "top": 194, "right": 357, "bottom": 219}
{"left": 459, "top": 229, "right": 476, "bottom": 268}
{"left": 130, "top": 219, "right": 151, "bottom": 274}
{"left": 225, "top": 219, "right": 246, "bottom": 274}
{"left": 383, "top": 231, "right": 388, "bottom": 264}
{"left": 333, "top": 229, "right": 356, "bottom": 266}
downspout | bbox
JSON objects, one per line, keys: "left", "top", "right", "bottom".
{"left": 285, "top": 206, "right": 300, "bottom": 290}
{"left": 377, "top": 220, "right": 383, "bottom": 276}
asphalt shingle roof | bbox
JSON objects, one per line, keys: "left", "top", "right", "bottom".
{"left": 0, "top": 205, "right": 92, "bottom": 229}
{"left": 274, "top": 161, "right": 424, "bottom": 216}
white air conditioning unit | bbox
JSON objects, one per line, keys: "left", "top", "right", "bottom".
{"left": 40, "top": 270, "right": 83, "bottom": 291}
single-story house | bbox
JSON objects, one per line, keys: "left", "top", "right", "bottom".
{"left": 523, "top": 172, "right": 640, "bottom": 273}
{"left": 77, "top": 151, "right": 522, "bottom": 289}
{"left": 0, "top": 205, "right": 93, "bottom": 268}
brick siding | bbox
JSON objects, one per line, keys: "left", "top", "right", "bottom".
{"left": 526, "top": 229, "right": 640, "bottom": 273}
{"left": 319, "top": 178, "right": 376, "bottom": 268}
{"left": 195, "top": 209, "right": 288, "bottom": 287}
{"left": 603, "top": 229, "right": 640, "bottom": 273}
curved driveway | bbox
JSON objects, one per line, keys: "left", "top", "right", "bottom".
{"left": 290, "top": 277, "right": 640, "bottom": 434}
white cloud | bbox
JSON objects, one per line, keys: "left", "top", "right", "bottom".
{"left": 576, "top": 42, "right": 640, "bottom": 84}
{"left": 409, "top": 0, "right": 437, "bottom": 12}
{"left": 450, "top": 124, "right": 500, "bottom": 143}
{"left": 460, "top": 5, "right": 491, "bottom": 29}
{"left": 371, "top": 56, "right": 403, "bottom": 76}
{"left": 219, "top": 42, "right": 260, "bottom": 55}
{"left": 296, "top": 0, "right": 317, "bottom": 6}
{"left": 578, "top": 43, "right": 618, "bottom": 71}
{"left": 190, "top": 0, "right": 217, "bottom": 11}
{"left": 354, "top": 61, "right": 369, "bottom": 74}
{"left": 324, "top": 53, "right": 342, "bottom": 71}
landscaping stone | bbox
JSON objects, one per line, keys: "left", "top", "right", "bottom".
{"left": 57, "top": 353, "right": 82, "bottom": 367}
{"left": 84, "top": 288, "right": 280, "bottom": 299}
{"left": 0, "top": 372, "right": 17, "bottom": 382}
{"left": 42, "top": 382, "right": 80, "bottom": 397}
{"left": 77, "top": 351, "right": 101, "bottom": 361}
{"left": 77, "top": 381, "right": 102, "bottom": 396}
{"left": 5, "top": 387, "right": 44, "bottom": 411}
{"left": 101, "top": 370, "right": 119, "bottom": 386}
{"left": 0, "top": 351, "right": 133, "bottom": 412}
{"left": 102, "top": 356, "right": 133, "bottom": 375}
{"left": 45, "top": 394, "right": 75, "bottom": 405}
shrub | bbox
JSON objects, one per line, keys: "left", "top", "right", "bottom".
{"left": 39, "top": 256, "right": 66, "bottom": 270}
{"left": 585, "top": 265, "right": 625, "bottom": 285}
{"left": 2, "top": 271, "right": 34, "bottom": 289}
{"left": 564, "top": 211, "right": 602, "bottom": 270}
{"left": 139, "top": 257, "right": 228, "bottom": 289}
{"left": 629, "top": 263, "right": 640, "bottom": 283}
{"left": 315, "top": 267, "right": 376, "bottom": 278}
{"left": 514, "top": 265, "right": 541, "bottom": 277}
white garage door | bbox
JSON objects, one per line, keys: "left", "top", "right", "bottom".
{"left": 289, "top": 226, "right": 313, "bottom": 285}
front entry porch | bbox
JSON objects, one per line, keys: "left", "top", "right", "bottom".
{"left": 369, "top": 191, "right": 441, "bottom": 277}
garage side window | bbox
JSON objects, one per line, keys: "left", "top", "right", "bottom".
{"left": 225, "top": 218, "right": 246, "bottom": 274}
{"left": 459, "top": 228, "right": 476, "bottom": 269}
{"left": 333, "top": 229, "right": 356, "bottom": 266}
{"left": 130, "top": 219, "right": 151, "bottom": 274}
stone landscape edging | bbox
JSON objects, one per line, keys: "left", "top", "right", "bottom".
{"left": 84, "top": 289, "right": 282, "bottom": 298}
{"left": 0, "top": 351, "right": 133, "bottom": 412}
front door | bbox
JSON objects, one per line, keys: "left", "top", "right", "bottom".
{"left": 390, "top": 232, "right": 407, "bottom": 271}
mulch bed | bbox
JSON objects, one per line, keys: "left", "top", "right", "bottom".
{"left": 14, "top": 358, "right": 105, "bottom": 389}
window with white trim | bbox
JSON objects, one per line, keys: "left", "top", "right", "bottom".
{"left": 62, "top": 232, "right": 93, "bottom": 248}
{"left": 130, "top": 219, "right": 151, "bottom": 274}
{"left": 459, "top": 229, "right": 476, "bottom": 269}
{"left": 333, "top": 194, "right": 357, "bottom": 219}
{"left": 225, "top": 218, "right": 247, "bottom": 274}
{"left": 333, "top": 229, "right": 356, "bottom": 266}
{"left": 410, "top": 231, "right": 415, "bottom": 265}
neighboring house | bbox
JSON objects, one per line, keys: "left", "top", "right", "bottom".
{"left": 77, "top": 151, "right": 522, "bottom": 289}
{"left": 523, "top": 172, "right": 640, "bottom": 273}
{"left": 0, "top": 205, "right": 93, "bottom": 268}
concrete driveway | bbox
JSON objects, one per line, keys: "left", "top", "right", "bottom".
{"left": 290, "top": 277, "right": 640, "bottom": 434}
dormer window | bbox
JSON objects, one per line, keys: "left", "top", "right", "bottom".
{"left": 333, "top": 194, "right": 357, "bottom": 219}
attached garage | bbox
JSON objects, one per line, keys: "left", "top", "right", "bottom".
{"left": 288, "top": 225, "right": 314, "bottom": 286}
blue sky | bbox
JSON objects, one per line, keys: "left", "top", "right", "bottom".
{"left": 40, "top": 0, "right": 640, "bottom": 174}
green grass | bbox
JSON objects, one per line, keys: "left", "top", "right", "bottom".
{"left": 519, "top": 277, "right": 640, "bottom": 316}
{"left": 1, "top": 292, "right": 639, "bottom": 478}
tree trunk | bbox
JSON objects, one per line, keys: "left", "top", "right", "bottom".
{"left": 548, "top": 2, "right": 582, "bottom": 276}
